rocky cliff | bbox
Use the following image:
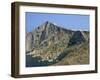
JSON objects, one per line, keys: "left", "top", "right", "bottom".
{"left": 26, "top": 21, "right": 89, "bottom": 67}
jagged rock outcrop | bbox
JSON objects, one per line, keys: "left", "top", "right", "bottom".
{"left": 26, "top": 21, "right": 74, "bottom": 52}
{"left": 26, "top": 32, "right": 33, "bottom": 52}
{"left": 26, "top": 21, "right": 89, "bottom": 67}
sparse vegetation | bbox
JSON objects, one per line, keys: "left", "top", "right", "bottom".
{"left": 26, "top": 21, "right": 89, "bottom": 67}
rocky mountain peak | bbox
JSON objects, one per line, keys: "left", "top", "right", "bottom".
{"left": 26, "top": 21, "right": 89, "bottom": 53}
{"left": 35, "top": 21, "right": 54, "bottom": 32}
{"left": 44, "top": 21, "right": 49, "bottom": 24}
{"left": 26, "top": 21, "right": 89, "bottom": 67}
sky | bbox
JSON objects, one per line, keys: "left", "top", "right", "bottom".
{"left": 25, "top": 12, "right": 89, "bottom": 32}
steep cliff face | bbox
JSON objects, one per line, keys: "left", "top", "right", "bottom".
{"left": 26, "top": 21, "right": 89, "bottom": 67}
{"left": 26, "top": 32, "right": 33, "bottom": 52}
{"left": 26, "top": 21, "right": 74, "bottom": 52}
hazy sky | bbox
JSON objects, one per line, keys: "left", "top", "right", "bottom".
{"left": 26, "top": 12, "right": 89, "bottom": 32}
